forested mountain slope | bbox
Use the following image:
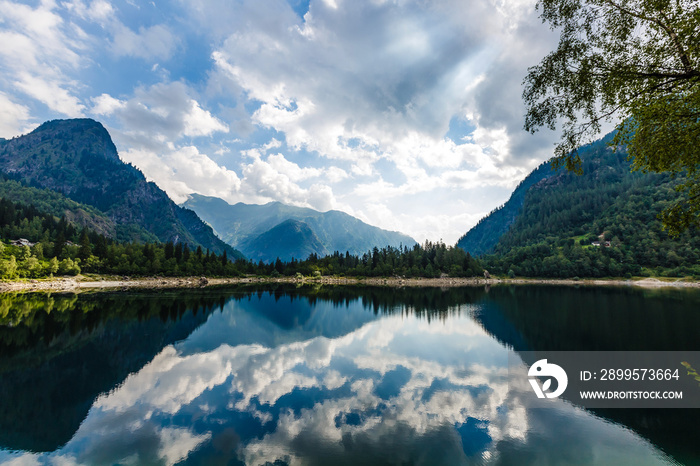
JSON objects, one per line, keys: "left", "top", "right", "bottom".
{"left": 459, "top": 132, "right": 700, "bottom": 278}
{"left": 0, "top": 119, "right": 241, "bottom": 258}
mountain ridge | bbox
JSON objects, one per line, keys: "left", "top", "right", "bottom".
{"left": 0, "top": 119, "right": 242, "bottom": 258}
{"left": 458, "top": 131, "right": 700, "bottom": 278}
{"left": 183, "top": 193, "right": 417, "bottom": 262}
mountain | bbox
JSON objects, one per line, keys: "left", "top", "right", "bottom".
{"left": 455, "top": 160, "right": 556, "bottom": 256}
{"left": 182, "top": 194, "right": 417, "bottom": 262}
{"left": 0, "top": 119, "right": 242, "bottom": 258}
{"left": 243, "top": 219, "right": 329, "bottom": 262}
{"left": 0, "top": 175, "right": 119, "bottom": 238}
{"left": 457, "top": 131, "right": 700, "bottom": 278}
{"left": 456, "top": 133, "right": 621, "bottom": 256}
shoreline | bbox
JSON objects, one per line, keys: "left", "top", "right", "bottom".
{"left": 0, "top": 275, "right": 698, "bottom": 293}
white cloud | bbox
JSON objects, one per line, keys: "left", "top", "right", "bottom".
{"left": 266, "top": 153, "right": 322, "bottom": 182}
{"left": 63, "top": 0, "right": 114, "bottom": 23}
{"left": 132, "top": 82, "right": 225, "bottom": 137}
{"left": 0, "top": 91, "right": 32, "bottom": 137}
{"left": 239, "top": 157, "right": 337, "bottom": 211}
{"left": 14, "top": 73, "right": 85, "bottom": 117}
{"left": 120, "top": 145, "right": 241, "bottom": 204}
{"left": 0, "top": 0, "right": 593, "bottom": 243}
{"left": 158, "top": 427, "right": 211, "bottom": 466}
{"left": 0, "top": 0, "right": 83, "bottom": 69}
{"left": 325, "top": 166, "right": 348, "bottom": 183}
{"left": 356, "top": 204, "right": 487, "bottom": 245}
{"left": 111, "top": 23, "right": 178, "bottom": 61}
{"left": 0, "top": 1, "right": 88, "bottom": 117}
{"left": 175, "top": 0, "right": 565, "bottom": 242}
{"left": 182, "top": 99, "right": 229, "bottom": 137}
{"left": 206, "top": 0, "right": 501, "bottom": 158}
{"left": 90, "top": 93, "right": 125, "bottom": 116}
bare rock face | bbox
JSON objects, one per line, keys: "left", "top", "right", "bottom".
{"left": 198, "top": 277, "right": 209, "bottom": 287}
{"left": 483, "top": 270, "right": 491, "bottom": 279}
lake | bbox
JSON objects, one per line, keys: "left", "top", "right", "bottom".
{"left": 0, "top": 284, "right": 699, "bottom": 465}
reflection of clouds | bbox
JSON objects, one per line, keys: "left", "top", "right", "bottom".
{"left": 95, "top": 344, "right": 267, "bottom": 414}
{"left": 158, "top": 428, "right": 211, "bottom": 466}
{"left": 231, "top": 314, "right": 525, "bottom": 465}
{"left": 1, "top": 304, "right": 676, "bottom": 465}
{"left": 88, "top": 311, "right": 518, "bottom": 465}
{"left": 1, "top": 456, "right": 42, "bottom": 466}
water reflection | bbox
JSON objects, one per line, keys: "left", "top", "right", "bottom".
{"left": 0, "top": 284, "right": 697, "bottom": 465}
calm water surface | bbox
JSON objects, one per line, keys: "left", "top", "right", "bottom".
{"left": 0, "top": 285, "right": 698, "bottom": 465}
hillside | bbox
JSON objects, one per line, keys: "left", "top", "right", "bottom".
{"left": 182, "top": 194, "right": 416, "bottom": 262}
{"left": 455, "top": 164, "right": 552, "bottom": 256}
{"left": 243, "top": 219, "right": 329, "bottom": 262}
{"left": 459, "top": 132, "right": 700, "bottom": 278}
{"left": 0, "top": 176, "right": 120, "bottom": 239}
{"left": 0, "top": 119, "right": 241, "bottom": 258}
{"left": 456, "top": 133, "right": 617, "bottom": 256}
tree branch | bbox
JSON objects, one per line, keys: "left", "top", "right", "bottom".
{"left": 601, "top": 0, "right": 696, "bottom": 74}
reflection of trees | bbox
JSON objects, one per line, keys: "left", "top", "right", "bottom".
{"left": 471, "top": 285, "right": 700, "bottom": 352}
{"left": 0, "top": 284, "right": 488, "bottom": 454}
{"left": 228, "top": 283, "right": 488, "bottom": 322}
{"left": 0, "top": 289, "right": 231, "bottom": 452}
{"left": 2, "top": 284, "right": 699, "bottom": 462}
{"left": 0, "top": 290, "right": 232, "bottom": 363}
{"left": 470, "top": 285, "right": 700, "bottom": 466}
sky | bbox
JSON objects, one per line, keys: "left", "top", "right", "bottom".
{"left": 0, "top": 0, "right": 570, "bottom": 244}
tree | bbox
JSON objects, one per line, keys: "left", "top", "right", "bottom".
{"left": 164, "top": 241, "right": 175, "bottom": 260}
{"left": 94, "top": 235, "right": 108, "bottom": 257}
{"left": 78, "top": 229, "right": 91, "bottom": 261}
{"left": 524, "top": 0, "right": 700, "bottom": 233}
{"left": 54, "top": 231, "right": 66, "bottom": 258}
{"left": 48, "top": 257, "right": 59, "bottom": 275}
{"left": 0, "top": 256, "right": 17, "bottom": 279}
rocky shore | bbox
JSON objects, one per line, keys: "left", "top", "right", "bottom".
{"left": 0, "top": 275, "right": 697, "bottom": 293}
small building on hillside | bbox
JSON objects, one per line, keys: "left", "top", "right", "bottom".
{"left": 9, "top": 238, "right": 36, "bottom": 247}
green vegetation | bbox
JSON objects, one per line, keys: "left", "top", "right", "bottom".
{"left": 0, "top": 196, "right": 480, "bottom": 280}
{"left": 271, "top": 242, "right": 483, "bottom": 278}
{"left": 0, "top": 175, "right": 118, "bottom": 237}
{"left": 0, "top": 195, "right": 240, "bottom": 279}
{"left": 524, "top": 0, "right": 700, "bottom": 232}
{"left": 479, "top": 138, "right": 700, "bottom": 278}
{"left": 456, "top": 156, "right": 556, "bottom": 256}
{"left": 0, "top": 118, "right": 241, "bottom": 257}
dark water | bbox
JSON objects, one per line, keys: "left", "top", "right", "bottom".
{"left": 0, "top": 284, "right": 698, "bottom": 465}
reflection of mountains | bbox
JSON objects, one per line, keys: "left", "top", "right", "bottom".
{"left": 2, "top": 284, "right": 698, "bottom": 464}
{"left": 471, "top": 285, "right": 700, "bottom": 352}
{"left": 0, "top": 290, "right": 227, "bottom": 452}
{"left": 0, "top": 285, "right": 435, "bottom": 452}
{"left": 0, "top": 284, "right": 489, "bottom": 454}
{"left": 178, "top": 285, "right": 492, "bottom": 354}
{"left": 61, "top": 284, "right": 681, "bottom": 465}
{"left": 469, "top": 285, "right": 700, "bottom": 466}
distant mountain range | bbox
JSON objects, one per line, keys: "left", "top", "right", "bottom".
{"left": 182, "top": 194, "right": 417, "bottom": 262}
{"left": 457, "top": 131, "right": 700, "bottom": 277}
{"left": 0, "top": 119, "right": 242, "bottom": 258}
